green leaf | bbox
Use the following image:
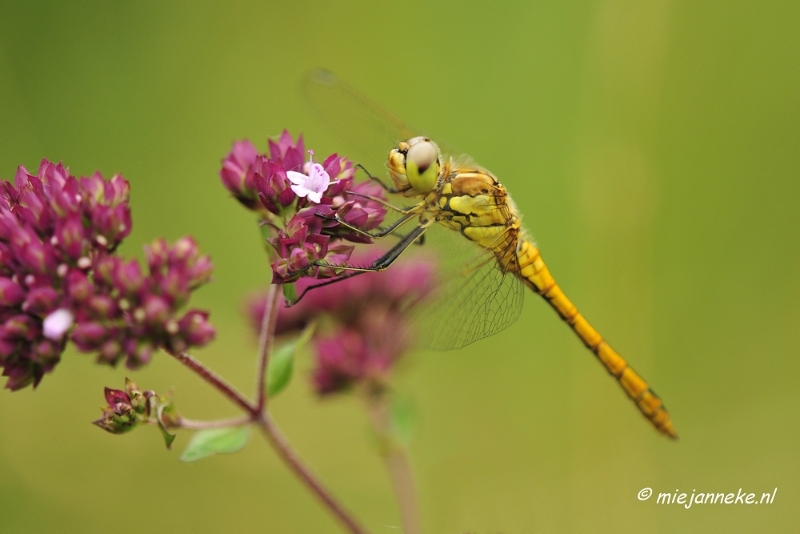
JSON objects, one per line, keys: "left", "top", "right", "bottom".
{"left": 156, "top": 402, "right": 177, "bottom": 450}
{"left": 389, "top": 395, "right": 417, "bottom": 447}
{"left": 266, "top": 322, "right": 316, "bottom": 398}
{"left": 266, "top": 342, "right": 295, "bottom": 397}
{"left": 180, "top": 426, "right": 251, "bottom": 462}
{"left": 295, "top": 320, "right": 316, "bottom": 347}
{"left": 282, "top": 283, "right": 297, "bottom": 304}
{"left": 259, "top": 221, "right": 272, "bottom": 241}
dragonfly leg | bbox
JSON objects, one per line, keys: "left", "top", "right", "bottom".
{"left": 355, "top": 163, "right": 399, "bottom": 194}
{"left": 288, "top": 222, "right": 430, "bottom": 305}
{"left": 343, "top": 189, "right": 410, "bottom": 214}
{"left": 314, "top": 210, "right": 418, "bottom": 239}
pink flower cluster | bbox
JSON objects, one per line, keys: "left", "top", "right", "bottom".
{"left": 220, "top": 131, "right": 388, "bottom": 284}
{"left": 0, "top": 160, "right": 215, "bottom": 390}
{"left": 69, "top": 237, "right": 215, "bottom": 366}
{"left": 248, "top": 251, "right": 436, "bottom": 396}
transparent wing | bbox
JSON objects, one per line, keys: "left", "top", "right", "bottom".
{"left": 302, "top": 68, "right": 463, "bottom": 174}
{"left": 408, "top": 222, "right": 526, "bottom": 351}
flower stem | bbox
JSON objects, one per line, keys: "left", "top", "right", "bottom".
{"left": 166, "top": 349, "right": 257, "bottom": 416}
{"left": 165, "top": 342, "right": 370, "bottom": 533}
{"left": 255, "top": 284, "right": 281, "bottom": 412}
{"left": 365, "top": 391, "right": 420, "bottom": 534}
{"left": 256, "top": 413, "right": 371, "bottom": 534}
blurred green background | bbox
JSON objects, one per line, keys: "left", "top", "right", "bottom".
{"left": 1, "top": 1, "right": 798, "bottom": 533}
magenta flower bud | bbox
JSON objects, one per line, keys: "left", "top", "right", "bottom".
{"left": 2, "top": 361, "right": 40, "bottom": 391}
{"left": 10, "top": 227, "right": 55, "bottom": 275}
{"left": 187, "top": 255, "right": 213, "bottom": 288}
{"left": 221, "top": 140, "right": 258, "bottom": 191}
{"left": 168, "top": 236, "right": 198, "bottom": 265}
{"left": 220, "top": 140, "right": 259, "bottom": 205}
{"left": 325, "top": 179, "right": 351, "bottom": 199}
{"left": 22, "top": 241, "right": 56, "bottom": 275}
{"left": 158, "top": 269, "right": 189, "bottom": 307}
{"left": 51, "top": 176, "right": 82, "bottom": 216}
{"left": 33, "top": 338, "right": 62, "bottom": 361}
{"left": 321, "top": 153, "right": 356, "bottom": 182}
{"left": 104, "top": 386, "right": 131, "bottom": 406}
{"left": 126, "top": 343, "right": 153, "bottom": 368}
{"left": 35, "top": 159, "right": 69, "bottom": 191}
{"left": 0, "top": 210, "right": 18, "bottom": 242}
{"left": 79, "top": 173, "right": 105, "bottom": 204}
{"left": 93, "top": 203, "right": 131, "bottom": 246}
{"left": 2, "top": 315, "right": 39, "bottom": 341}
{"left": 13, "top": 162, "right": 34, "bottom": 186}
{"left": 145, "top": 238, "right": 169, "bottom": 274}
{"left": 113, "top": 259, "right": 145, "bottom": 297}
{"left": 103, "top": 174, "right": 130, "bottom": 206}
{"left": 312, "top": 329, "right": 367, "bottom": 395}
{"left": 17, "top": 189, "right": 50, "bottom": 232}
{"left": 71, "top": 322, "right": 109, "bottom": 351}
{"left": 177, "top": 310, "right": 216, "bottom": 347}
{"left": 86, "top": 295, "right": 118, "bottom": 319}
{"left": 255, "top": 159, "right": 296, "bottom": 214}
{"left": 22, "top": 286, "right": 60, "bottom": 315}
{"left": 66, "top": 270, "right": 93, "bottom": 302}
{"left": 313, "top": 245, "right": 354, "bottom": 279}
{"left": 0, "top": 277, "right": 25, "bottom": 307}
{"left": 141, "top": 295, "right": 171, "bottom": 327}
{"left": 54, "top": 212, "right": 87, "bottom": 261}
{"left": 286, "top": 247, "right": 312, "bottom": 274}
{"left": 270, "top": 258, "right": 292, "bottom": 283}
{"left": 98, "top": 339, "right": 123, "bottom": 365}
{"left": 123, "top": 378, "right": 148, "bottom": 414}
{"left": 0, "top": 335, "right": 17, "bottom": 357}
{"left": 268, "top": 130, "right": 305, "bottom": 172}
{"left": 93, "top": 255, "right": 118, "bottom": 286}
{"left": 0, "top": 243, "right": 12, "bottom": 274}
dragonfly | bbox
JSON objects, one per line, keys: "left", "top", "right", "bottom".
{"left": 301, "top": 69, "right": 676, "bottom": 439}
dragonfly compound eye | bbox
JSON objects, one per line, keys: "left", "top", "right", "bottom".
{"left": 405, "top": 140, "right": 440, "bottom": 193}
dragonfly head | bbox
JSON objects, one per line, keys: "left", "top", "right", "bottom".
{"left": 388, "top": 137, "right": 441, "bottom": 195}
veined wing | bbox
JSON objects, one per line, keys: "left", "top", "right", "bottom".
{"left": 407, "top": 221, "right": 526, "bottom": 351}
{"left": 302, "top": 68, "right": 462, "bottom": 175}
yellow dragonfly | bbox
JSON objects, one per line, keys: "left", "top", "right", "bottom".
{"left": 302, "top": 69, "right": 676, "bottom": 439}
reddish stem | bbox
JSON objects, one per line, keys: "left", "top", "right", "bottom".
{"left": 255, "top": 284, "right": 282, "bottom": 412}
{"left": 166, "top": 349, "right": 257, "bottom": 416}
{"left": 365, "top": 391, "right": 420, "bottom": 534}
{"left": 166, "top": 347, "right": 371, "bottom": 534}
{"left": 256, "top": 413, "right": 370, "bottom": 534}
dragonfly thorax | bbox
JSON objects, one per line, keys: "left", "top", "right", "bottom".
{"left": 388, "top": 137, "right": 442, "bottom": 196}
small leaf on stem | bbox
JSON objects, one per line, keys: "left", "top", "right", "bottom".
{"left": 389, "top": 394, "right": 417, "bottom": 448}
{"left": 156, "top": 403, "right": 178, "bottom": 449}
{"left": 267, "top": 343, "right": 295, "bottom": 397}
{"left": 180, "top": 426, "right": 252, "bottom": 462}
{"left": 282, "top": 282, "right": 297, "bottom": 304}
{"left": 267, "top": 322, "right": 316, "bottom": 397}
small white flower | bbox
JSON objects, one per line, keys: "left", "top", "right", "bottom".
{"left": 287, "top": 150, "right": 331, "bottom": 204}
{"left": 43, "top": 308, "right": 74, "bottom": 340}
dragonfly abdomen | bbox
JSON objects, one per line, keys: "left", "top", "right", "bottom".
{"left": 515, "top": 239, "right": 677, "bottom": 439}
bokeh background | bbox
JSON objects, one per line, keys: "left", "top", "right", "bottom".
{"left": 1, "top": 1, "right": 798, "bottom": 533}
